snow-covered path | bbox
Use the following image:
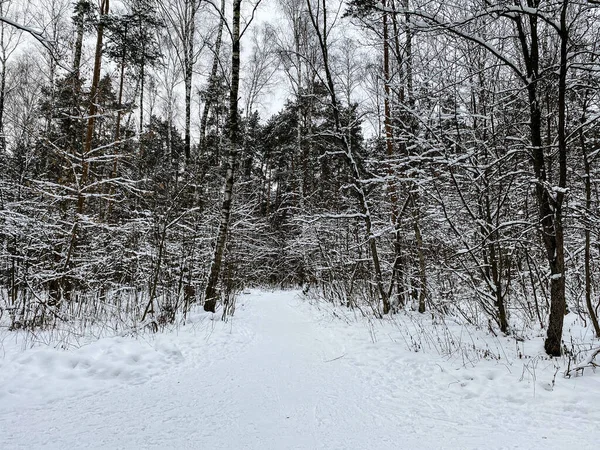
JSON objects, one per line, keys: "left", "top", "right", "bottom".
{"left": 1, "top": 290, "right": 599, "bottom": 449}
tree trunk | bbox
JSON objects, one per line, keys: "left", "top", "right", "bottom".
{"left": 79, "top": 0, "right": 109, "bottom": 215}
{"left": 106, "top": 52, "right": 127, "bottom": 220}
{"left": 199, "top": 0, "right": 225, "bottom": 155}
{"left": 513, "top": 2, "right": 567, "bottom": 356}
{"left": 581, "top": 126, "right": 600, "bottom": 337}
{"left": 139, "top": 60, "right": 145, "bottom": 134}
{"left": 382, "top": 2, "right": 402, "bottom": 310}
{"left": 60, "top": 0, "right": 109, "bottom": 303}
{"left": 184, "top": 56, "right": 192, "bottom": 163}
{"left": 183, "top": 0, "right": 198, "bottom": 165}
{"left": 383, "top": 1, "right": 396, "bottom": 222}
{"left": 72, "top": 1, "right": 86, "bottom": 76}
{"left": 204, "top": 0, "right": 242, "bottom": 313}
{"left": 412, "top": 196, "right": 427, "bottom": 314}
{"left": 543, "top": 1, "right": 568, "bottom": 356}
{"left": 0, "top": 33, "right": 6, "bottom": 153}
{"left": 0, "top": 2, "right": 7, "bottom": 152}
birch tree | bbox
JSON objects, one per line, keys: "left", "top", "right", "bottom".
{"left": 159, "top": 0, "right": 203, "bottom": 164}
{"left": 204, "top": 0, "right": 249, "bottom": 312}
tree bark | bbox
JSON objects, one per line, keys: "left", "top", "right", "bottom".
{"left": 199, "top": 0, "right": 225, "bottom": 155}
{"left": 106, "top": 48, "right": 127, "bottom": 220}
{"left": 183, "top": 0, "right": 198, "bottom": 165}
{"left": 512, "top": 1, "right": 567, "bottom": 356}
{"left": 61, "top": 0, "right": 109, "bottom": 302}
{"left": 204, "top": 0, "right": 242, "bottom": 313}
{"left": 581, "top": 124, "right": 600, "bottom": 337}
{"left": 72, "top": 1, "right": 87, "bottom": 76}
{"left": 0, "top": 12, "right": 6, "bottom": 153}
{"left": 543, "top": 0, "right": 568, "bottom": 356}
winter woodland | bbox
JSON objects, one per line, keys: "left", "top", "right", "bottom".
{"left": 2, "top": 0, "right": 600, "bottom": 447}
{"left": 1, "top": 0, "right": 600, "bottom": 384}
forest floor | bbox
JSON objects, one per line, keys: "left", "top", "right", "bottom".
{"left": 0, "top": 290, "right": 599, "bottom": 449}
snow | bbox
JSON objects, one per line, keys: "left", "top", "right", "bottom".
{"left": 1, "top": 290, "right": 599, "bottom": 449}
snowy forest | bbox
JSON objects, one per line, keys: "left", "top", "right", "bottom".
{"left": 0, "top": 0, "right": 600, "bottom": 363}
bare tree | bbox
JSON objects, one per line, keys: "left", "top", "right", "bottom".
{"left": 204, "top": 0, "right": 264, "bottom": 312}
{"left": 390, "top": 0, "right": 576, "bottom": 357}
{"left": 0, "top": 0, "right": 25, "bottom": 151}
{"left": 159, "top": 0, "right": 203, "bottom": 164}
{"left": 306, "top": 0, "right": 391, "bottom": 314}
{"left": 199, "top": 0, "right": 225, "bottom": 154}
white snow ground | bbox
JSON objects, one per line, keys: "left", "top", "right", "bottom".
{"left": 0, "top": 290, "right": 599, "bottom": 449}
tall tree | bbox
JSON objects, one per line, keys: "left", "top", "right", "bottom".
{"left": 59, "top": 0, "right": 110, "bottom": 303}
{"left": 391, "top": 0, "right": 574, "bottom": 357}
{"left": 306, "top": 0, "right": 390, "bottom": 313}
{"left": 159, "top": 0, "right": 203, "bottom": 164}
{"left": 203, "top": 0, "right": 244, "bottom": 312}
{"left": 204, "top": 0, "right": 263, "bottom": 312}
{"left": 199, "top": 0, "right": 225, "bottom": 154}
{"left": 0, "top": 0, "right": 25, "bottom": 151}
